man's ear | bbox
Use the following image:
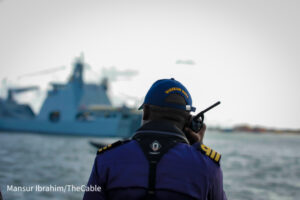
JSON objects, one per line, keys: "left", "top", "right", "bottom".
{"left": 142, "top": 105, "right": 150, "bottom": 120}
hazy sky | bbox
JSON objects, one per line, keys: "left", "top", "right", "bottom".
{"left": 0, "top": 0, "right": 299, "bottom": 129}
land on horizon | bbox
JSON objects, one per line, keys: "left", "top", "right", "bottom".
{"left": 209, "top": 124, "right": 300, "bottom": 134}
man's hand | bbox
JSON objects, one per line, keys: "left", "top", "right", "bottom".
{"left": 184, "top": 123, "right": 206, "bottom": 144}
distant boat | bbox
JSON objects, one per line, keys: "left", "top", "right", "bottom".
{"left": 0, "top": 56, "right": 141, "bottom": 137}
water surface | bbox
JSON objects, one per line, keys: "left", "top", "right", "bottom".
{"left": 0, "top": 131, "right": 299, "bottom": 200}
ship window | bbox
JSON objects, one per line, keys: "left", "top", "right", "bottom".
{"left": 76, "top": 112, "right": 92, "bottom": 121}
{"left": 122, "top": 114, "right": 129, "bottom": 119}
{"left": 49, "top": 111, "right": 60, "bottom": 122}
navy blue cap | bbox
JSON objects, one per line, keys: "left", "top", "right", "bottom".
{"left": 139, "top": 78, "right": 196, "bottom": 112}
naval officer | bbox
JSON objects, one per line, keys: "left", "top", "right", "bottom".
{"left": 83, "top": 78, "right": 227, "bottom": 200}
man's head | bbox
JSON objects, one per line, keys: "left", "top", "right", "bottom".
{"left": 139, "top": 78, "right": 196, "bottom": 130}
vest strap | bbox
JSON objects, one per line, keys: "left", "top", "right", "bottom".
{"left": 133, "top": 132, "right": 188, "bottom": 199}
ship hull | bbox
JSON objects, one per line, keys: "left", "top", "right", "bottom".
{"left": 0, "top": 118, "right": 140, "bottom": 137}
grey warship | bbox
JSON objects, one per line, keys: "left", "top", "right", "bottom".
{"left": 0, "top": 57, "right": 141, "bottom": 137}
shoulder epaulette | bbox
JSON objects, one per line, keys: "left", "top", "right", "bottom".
{"left": 198, "top": 143, "right": 221, "bottom": 165}
{"left": 97, "top": 139, "right": 130, "bottom": 155}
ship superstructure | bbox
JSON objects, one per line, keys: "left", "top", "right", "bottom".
{"left": 0, "top": 57, "right": 141, "bottom": 137}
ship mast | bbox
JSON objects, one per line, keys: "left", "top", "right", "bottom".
{"left": 69, "top": 55, "right": 84, "bottom": 85}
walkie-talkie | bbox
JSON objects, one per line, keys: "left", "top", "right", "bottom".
{"left": 189, "top": 101, "right": 221, "bottom": 132}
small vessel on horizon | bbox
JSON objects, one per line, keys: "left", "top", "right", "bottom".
{"left": 0, "top": 56, "right": 142, "bottom": 137}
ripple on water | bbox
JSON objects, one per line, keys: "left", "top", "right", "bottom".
{"left": 1, "top": 132, "right": 300, "bottom": 200}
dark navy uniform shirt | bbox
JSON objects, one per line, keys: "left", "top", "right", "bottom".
{"left": 83, "top": 121, "right": 227, "bottom": 200}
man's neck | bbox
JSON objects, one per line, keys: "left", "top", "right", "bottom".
{"left": 142, "top": 119, "right": 184, "bottom": 130}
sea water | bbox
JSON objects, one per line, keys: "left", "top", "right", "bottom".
{"left": 0, "top": 131, "right": 299, "bottom": 200}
